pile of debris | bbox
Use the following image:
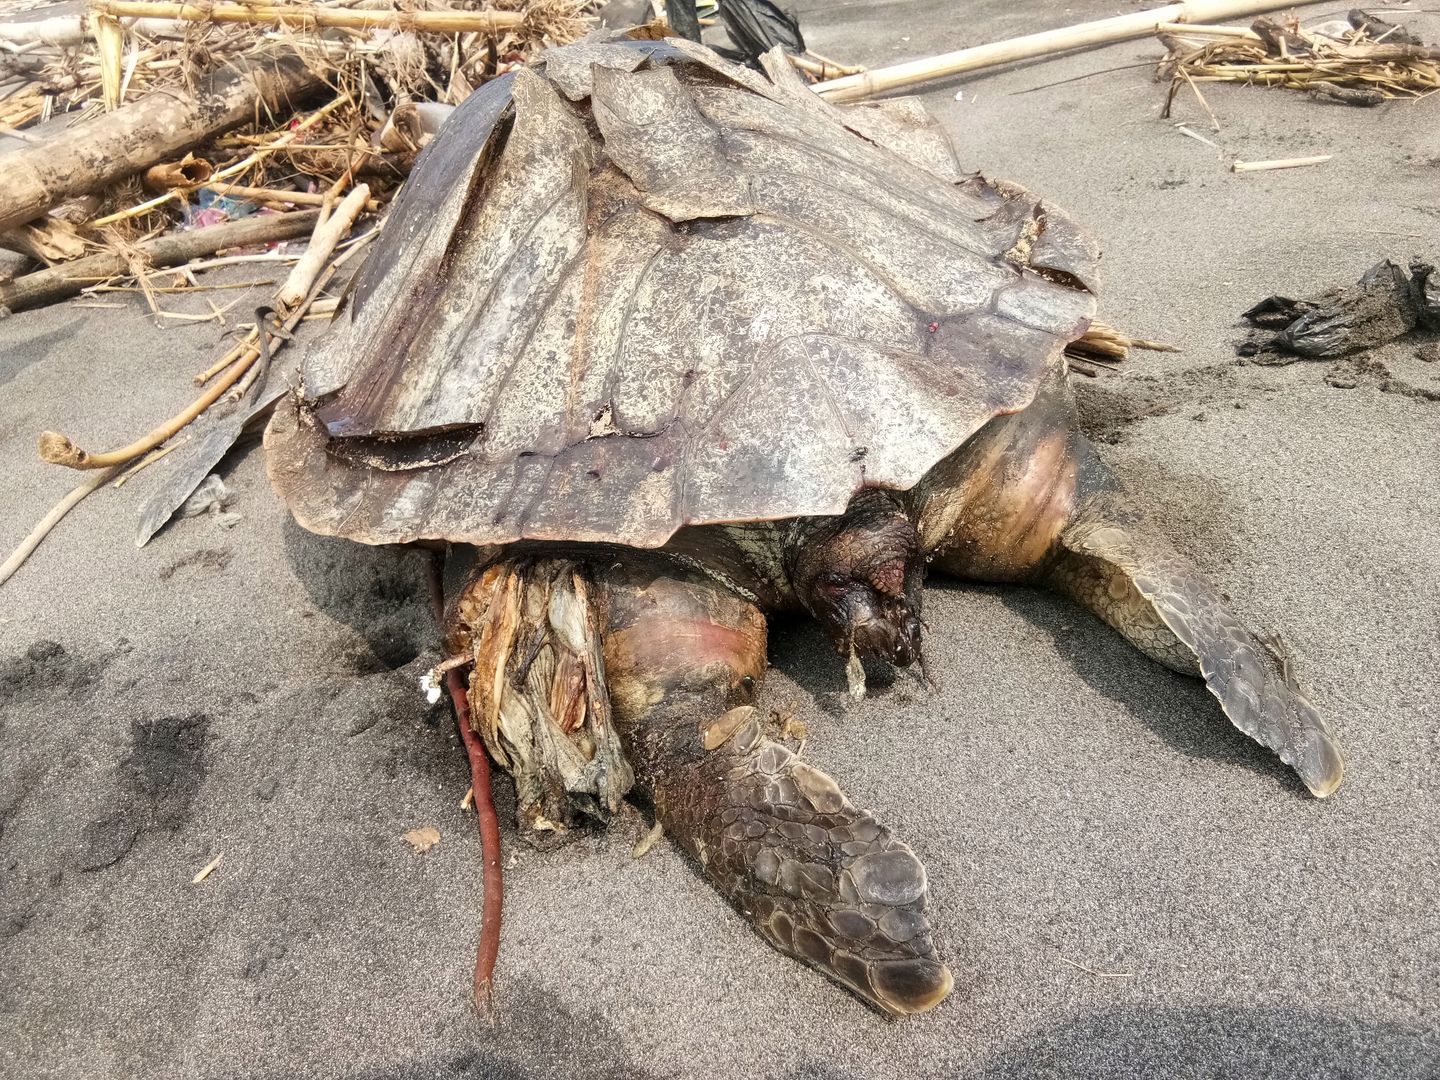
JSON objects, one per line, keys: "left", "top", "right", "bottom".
{"left": 0, "top": 0, "right": 599, "bottom": 301}
{"left": 1160, "top": 9, "right": 1440, "bottom": 111}
{"left": 0, "top": 0, "right": 605, "bottom": 587}
{"left": 0, "top": 0, "right": 853, "bottom": 305}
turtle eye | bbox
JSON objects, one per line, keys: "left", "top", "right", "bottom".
{"left": 818, "top": 571, "right": 849, "bottom": 595}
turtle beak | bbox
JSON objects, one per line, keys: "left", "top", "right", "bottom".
{"left": 892, "top": 611, "right": 924, "bottom": 667}
{"left": 847, "top": 592, "right": 924, "bottom": 669}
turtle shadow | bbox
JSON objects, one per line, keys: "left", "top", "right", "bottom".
{"left": 990, "top": 582, "right": 1305, "bottom": 797}
{"left": 347, "top": 978, "right": 654, "bottom": 1080}
{"left": 280, "top": 516, "right": 439, "bottom": 673}
{"left": 953, "top": 1000, "right": 1438, "bottom": 1080}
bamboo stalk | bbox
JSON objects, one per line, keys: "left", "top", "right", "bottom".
{"left": 814, "top": 0, "right": 1306, "bottom": 102}
{"left": 1156, "top": 22, "right": 1262, "bottom": 39}
{"left": 91, "top": 1, "right": 525, "bottom": 34}
{"left": 1231, "top": 155, "right": 1332, "bottom": 172}
{"left": 0, "top": 208, "right": 319, "bottom": 315}
{"left": 142, "top": 155, "right": 214, "bottom": 193}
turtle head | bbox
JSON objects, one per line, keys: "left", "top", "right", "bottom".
{"left": 793, "top": 492, "right": 925, "bottom": 670}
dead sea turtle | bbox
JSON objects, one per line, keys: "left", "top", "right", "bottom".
{"left": 265, "top": 38, "right": 1344, "bottom": 1017}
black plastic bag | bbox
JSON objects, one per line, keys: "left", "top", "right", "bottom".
{"left": 1240, "top": 259, "right": 1426, "bottom": 360}
{"left": 718, "top": 0, "right": 804, "bottom": 64}
{"left": 1410, "top": 260, "right": 1440, "bottom": 331}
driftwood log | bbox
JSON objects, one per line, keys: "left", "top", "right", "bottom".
{"left": 0, "top": 208, "right": 320, "bottom": 315}
{"left": 0, "top": 52, "right": 322, "bottom": 233}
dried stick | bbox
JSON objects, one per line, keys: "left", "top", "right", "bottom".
{"left": 113, "top": 442, "right": 182, "bottom": 487}
{"left": 426, "top": 551, "right": 504, "bottom": 1019}
{"left": 39, "top": 346, "right": 256, "bottom": 469}
{"left": 0, "top": 208, "right": 319, "bottom": 315}
{"left": 1155, "top": 22, "right": 1262, "bottom": 39}
{"left": 201, "top": 182, "right": 378, "bottom": 209}
{"left": 0, "top": 465, "right": 122, "bottom": 587}
{"left": 91, "top": 1, "right": 526, "bottom": 34}
{"left": 196, "top": 332, "right": 257, "bottom": 385}
{"left": 179, "top": 252, "right": 300, "bottom": 276}
{"left": 1179, "top": 64, "right": 1221, "bottom": 131}
{"left": 1232, "top": 155, "right": 1332, "bottom": 172}
{"left": 277, "top": 183, "right": 369, "bottom": 308}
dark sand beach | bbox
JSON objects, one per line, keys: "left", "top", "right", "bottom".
{"left": 2, "top": 2, "right": 1438, "bottom": 1076}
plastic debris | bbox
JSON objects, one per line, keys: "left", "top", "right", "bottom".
{"left": 178, "top": 473, "right": 244, "bottom": 528}
{"left": 1239, "top": 259, "right": 1440, "bottom": 361}
{"left": 716, "top": 0, "right": 805, "bottom": 65}
{"left": 403, "top": 826, "right": 441, "bottom": 853}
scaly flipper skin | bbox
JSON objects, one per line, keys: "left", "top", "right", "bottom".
{"left": 1045, "top": 494, "right": 1345, "bottom": 798}
{"left": 915, "top": 362, "right": 1344, "bottom": 798}
{"left": 595, "top": 562, "right": 954, "bottom": 1016}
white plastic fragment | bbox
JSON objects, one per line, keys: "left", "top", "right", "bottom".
{"left": 419, "top": 653, "right": 471, "bottom": 705}
{"left": 179, "top": 473, "right": 241, "bottom": 529}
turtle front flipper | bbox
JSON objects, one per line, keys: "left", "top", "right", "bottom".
{"left": 913, "top": 363, "right": 1343, "bottom": 799}
{"left": 1044, "top": 489, "right": 1345, "bottom": 798}
{"left": 597, "top": 562, "right": 954, "bottom": 1017}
